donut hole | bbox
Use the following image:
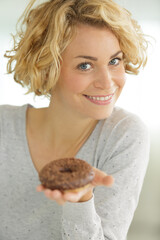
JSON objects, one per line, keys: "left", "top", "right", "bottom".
{"left": 59, "top": 167, "right": 73, "bottom": 173}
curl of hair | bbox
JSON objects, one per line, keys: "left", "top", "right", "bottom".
{"left": 5, "top": 0, "right": 148, "bottom": 96}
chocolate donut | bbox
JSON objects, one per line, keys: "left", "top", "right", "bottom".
{"left": 39, "top": 158, "right": 95, "bottom": 191}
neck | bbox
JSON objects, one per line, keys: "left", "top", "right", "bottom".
{"left": 29, "top": 98, "right": 98, "bottom": 154}
{"left": 44, "top": 100, "right": 98, "bottom": 147}
{"left": 26, "top": 101, "right": 98, "bottom": 171}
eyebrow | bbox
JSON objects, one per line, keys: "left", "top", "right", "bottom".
{"left": 75, "top": 55, "right": 98, "bottom": 61}
{"left": 75, "top": 50, "right": 123, "bottom": 61}
{"left": 110, "top": 50, "right": 123, "bottom": 59}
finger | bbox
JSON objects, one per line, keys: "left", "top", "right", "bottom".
{"left": 92, "top": 167, "right": 108, "bottom": 181}
{"left": 50, "top": 190, "right": 66, "bottom": 205}
{"left": 36, "top": 185, "right": 45, "bottom": 192}
{"left": 44, "top": 189, "right": 53, "bottom": 199}
{"left": 92, "top": 167, "right": 114, "bottom": 186}
{"left": 51, "top": 190, "right": 62, "bottom": 200}
{"left": 55, "top": 198, "right": 66, "bottom": 205}
{"left": 64, "top": 186, "right": 92, "bottom": 202}
{"left": 57, "top": 200, "right": 66, "bottom": 205}
{"left": 43, "top": 189, "right": 65, "bottom": 205}
{"left": 93, "top": 175, "right": 114, "bottom": 186}
{"left": 64, "top": 191, "right": 82, "bottom": 202}
{"left": 92, "top": 167, "right": 107, "bottom": 185}
{"left": 102, "top": 175, "right": 114, "bottom": 186}
{"left": 45, "top": 189, "right": 62, "bottom": 200}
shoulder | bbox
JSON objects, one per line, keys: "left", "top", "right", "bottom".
{"left": 0, "top": 104, "right": 25, "bottom": 114}
{"left": 96, "top": 107, "right": 150, "bottom": 173}
{"left": 0, "top": 104, "right": 29, "bottom": 119}
{"left": 0, "top": 105, "right": 24, "bottom": 128}
{"left": 0, "top": 104, "right": 19, "bottom": 127}
{"left": 102, "top": 106, "right": 149, "bottom": 138}
{"left": 96, "top": 107, "right": 150, "bottom": 161}
{"left": 0, "top": 104, "right": 28, "bottom": 137}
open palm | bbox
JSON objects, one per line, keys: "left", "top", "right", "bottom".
{"left": 37, "top": 167, "right": 114, "bottom": 205}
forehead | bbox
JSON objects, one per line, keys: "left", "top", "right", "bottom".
{"left": 62, "top": 24, "right": 120, "bottom": 59}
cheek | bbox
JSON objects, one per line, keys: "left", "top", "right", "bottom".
{"left": 115, "top": 68, "right": 126, "bottom": 88}
{"left": 61, "top": 72, "right": 90, "bottom": 94}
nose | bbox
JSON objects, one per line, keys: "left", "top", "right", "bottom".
{"left": 93, "top": 68, "right": 114, "bottom": 90}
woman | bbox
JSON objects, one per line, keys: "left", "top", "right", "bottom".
{"left": 0, "top": 0, "right": 150, "bottom": 239}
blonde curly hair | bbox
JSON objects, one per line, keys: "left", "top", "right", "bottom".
{"left": 5, "top": 0, "right": 148, "bottom": 96}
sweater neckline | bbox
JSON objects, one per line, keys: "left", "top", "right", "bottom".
{"left": 21, "top": 104, "right": 101, "bottom": 175}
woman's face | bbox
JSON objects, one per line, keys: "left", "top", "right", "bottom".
{"left": 54, "top": 24, "right": 126, "bottom": 120}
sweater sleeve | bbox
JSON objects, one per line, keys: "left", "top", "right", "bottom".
{"left": 94, "top": 114, "right": 150, "bottom": 239}
{"left": 61, "top": 113, "right": 150, "bottom": 240}
{"left": 62, "top": 195, "right": 104, "bottom": 240}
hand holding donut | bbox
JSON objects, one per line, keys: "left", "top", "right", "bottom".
{"left": 37, "top": 158, "right": 114, "bottom": 205}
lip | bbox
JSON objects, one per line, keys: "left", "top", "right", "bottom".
{"left": 83, "top": 93, "right": 114, "bottom": 105}
{"left": 85, "top": 94, "right": 113, "bottom": 97}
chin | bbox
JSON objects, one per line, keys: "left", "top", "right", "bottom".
{"left": 88, "top": 108, "right": 114, "bottom": 120}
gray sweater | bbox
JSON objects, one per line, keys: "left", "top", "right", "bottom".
{"left": 0, "top": 104, "right": 150, "bottom": 240}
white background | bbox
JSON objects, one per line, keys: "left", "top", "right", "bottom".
{"left": 0, "top": 0, "right": 160, "bottom": 129}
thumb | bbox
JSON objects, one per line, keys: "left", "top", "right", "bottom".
{"left": 92, "top": 167, "right": 114, "bottom": 186}
{"left": 102, "top": 175, "right": 114, "bottom": 186}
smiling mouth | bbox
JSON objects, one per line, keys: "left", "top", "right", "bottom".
{"left": 83, "top": 94, "right": 114, "bottom": 105}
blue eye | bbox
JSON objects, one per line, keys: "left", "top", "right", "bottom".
{"left": 109, "top": 58, "right": 121, "bottom": 66}
{"left": 78, "top": 62, "right": 92, "bottom": 71}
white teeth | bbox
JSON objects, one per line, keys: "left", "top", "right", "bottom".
{"left": 87, "top": 95, "right": 111, "bottom": 101}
